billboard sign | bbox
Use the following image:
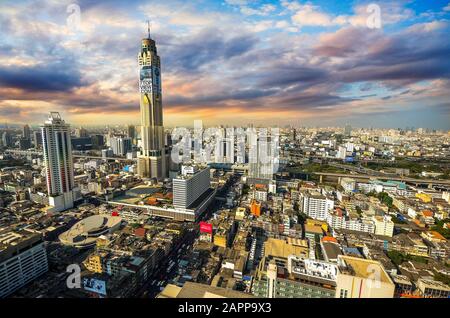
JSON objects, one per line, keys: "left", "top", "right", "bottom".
{"left": 139, "top": 67, "right": 153, "bottom": 94}
{"left": 345, "top": 157, "right": 354, "bottom": 162}
{"left": 153, "top": 66, "right": 161, "bottom": 93}
{"left": 83, "top": 278, "right": 107, "bottom": 296}
{"left": 199, "top": 222, "right": 212, "bottom": 234}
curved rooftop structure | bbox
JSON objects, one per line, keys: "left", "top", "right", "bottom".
{"left": 59, "top": 215, "right": 122, "bottom": 248}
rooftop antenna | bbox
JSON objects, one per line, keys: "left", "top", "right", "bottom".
{"left": 147, "top": 20, "right": 151, "bottom": 38}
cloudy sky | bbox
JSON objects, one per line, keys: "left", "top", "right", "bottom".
{"left": 0, "top": 0, "right": 449, "bottom": 129}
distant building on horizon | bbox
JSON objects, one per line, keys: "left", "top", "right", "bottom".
{"left": 127, "top": 124, "right": 136, "bottom": 140}
{"left": 91, "top": 134, "right": 105, "bottom": 149}
{"left": 33, "top": 130, "right": 42, "bottom": 149}
{"left": 22, "top": 124, "right": 31, "bottom": 139}
{"left": 110, "top": 136, "right": 132, "bottom": 156}
{"left": 1, "top": 131, "right": 12, "bottom": 148}
{"left": 75, "top": 127, "right": 88, "bottom": 138}
{"left": 344, "top": 124, "right": 352, "bottom": 137}
{"left": 248, "top": 132, "right": 278, "bottom": 181}
{"left": 19, "top": 137, "right": 31, "bottom": 150}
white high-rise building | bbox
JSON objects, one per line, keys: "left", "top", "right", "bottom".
{"left": 301, "top": 192, "right": 334, "bottom": 221}
{"left": 340, "top": 178, "right": 356, "bottom": 193}
{"left": 41, "top": 112, "right": 74, "bottom": 212}
{"left": 344, "top": 124, "right": 352, "bottom": 136}
{"left": 345, "top": 142, "right": 354, "bottom": 152}
{"left": 173, "top": 166, "right": 210, "bottom": 210}
{"left": 327, "top": 212, "right": 375, "bottom": 234}
{"left": 336, "top": 146, "right": 347, "bottom": 159}
{"left": 372, "top": 215, "right": 395, "bottom": 237}
{"left": 248, "top": 130, "right": 279, "bottom": 180}
{"left": 214, "top": 128, "right": 234, "bottom": 163}
{"left": 22, "top": 124, "right": 31, "bottom": 139}
{"left": 110, "top": 136, "right": 132, "bottom": 156}
{"left": 0, "top": 231, "right": 48, "bottom": 298}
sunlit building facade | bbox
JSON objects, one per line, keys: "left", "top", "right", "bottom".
{"left": 41, "top": 112, "right": 74, "bottom": 212}
{"left": 137, "top": 25, "right": 167, "bottom": 179}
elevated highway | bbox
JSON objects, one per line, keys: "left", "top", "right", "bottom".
{"left": 314, "top": 172, "right": 450, "bottom": 187}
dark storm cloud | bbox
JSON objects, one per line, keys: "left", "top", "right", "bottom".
{"left": 399, "top": 89, "right": 410, "bottom": 95}
{"left": 338, "top": 59, "right": 450, "bottom": 83}
{"left": 166, "top": 87, "right": 278, "bottom": 107}
{"left": 276, "top": 92, "right": 356, "bottom": 110}
{"left": 163, "top": 29, "right": 258, "bottom": 73}
{"left": 316, "top": 24, "right": 450, "bottom": 85}
{"left": 258, "top": 65, "right": 328, "bottom": 88}
{"left": 369, "top": 25, "right": 450, "bottom": 62}
{"left": 0, "top": 62, "right": 85, "bottom": 92}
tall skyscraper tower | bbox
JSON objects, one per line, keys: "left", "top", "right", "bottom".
{"left": 110, "top": 136, "right": 132, "bottom": 156}
{"left": 344, "top": 124, "right": 352, "bottom": 137}
{"left": 22, "top": 124, "right": 31, "bottom": 139}
{"left": 127, "top": 124, "right": 136, "bottom": 140}
{"left": 33, "top": 130, "right": 43, "bottom": 149}
{"left": 248, "top": 131, "right": 279, "bottom": 181}
{"left": 1, "top": 131, "right": 12, "bottom": 148}
{"left": 41, "top": 112, "right": 74, "bottom": 212}
{"left": 137, "top": 23, "right": 167, "bottom": 179}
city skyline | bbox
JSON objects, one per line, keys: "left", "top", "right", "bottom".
{"left": 0, "top": 0, "right": 450, "bottom": 129}
{"left": 1, "top": 0, "right": 450, "bottom": 303}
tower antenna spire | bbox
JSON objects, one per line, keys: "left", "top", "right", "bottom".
{"left": 147, "top": 20, "right": 151, "bottom": 38}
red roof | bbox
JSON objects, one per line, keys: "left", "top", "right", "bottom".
{"left": 322, "top": 236, "right": 338, "bottom": 243}
{"left": 165, "top": 192, "right": 173, "bottom": 199}
{"left": 134, "top": 228, "right": 146, "bottom": 237}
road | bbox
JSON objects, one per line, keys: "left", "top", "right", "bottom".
{"left": 137, "top": 174, "right": 239, "bottom": 298}
{"left": 314, "top": 171, "right": 450, "bottom": 186}
{"left": 3, "top": 149, "right": 135, "bottom": 162}
{"left": 141, "top": 227, "right": 198, "bottom": 298}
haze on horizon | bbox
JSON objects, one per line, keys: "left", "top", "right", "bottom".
{"left": 0, "top": 0, "right": 449, "bottom": 129}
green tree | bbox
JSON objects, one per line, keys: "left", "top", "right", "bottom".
{"left": 434, "top": 272, "right": 450, "bottom": 287}
{"left": 355, "top": 206, "right": 363, "bottom": 216}
{"left": 387, "top": 251, "right": 404, "bottom": 266}
{"left": 377, "top": 192, "right": 393, "bottom": 208}
{"left": 297, "top": 212, "right": 308, "bottom": 223}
